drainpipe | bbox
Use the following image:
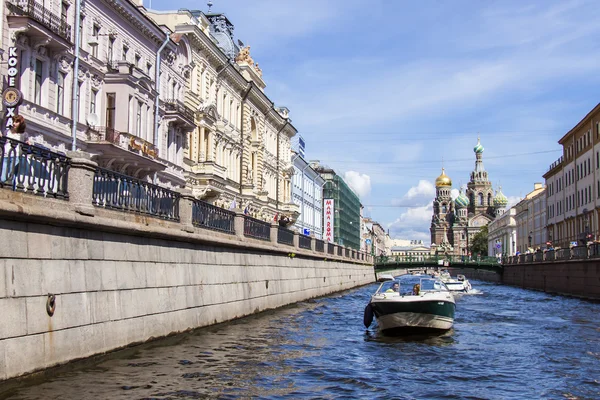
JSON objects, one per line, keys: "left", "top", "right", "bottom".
{"left": 154, "top": 32, "right": 170, "bottom": 156}
{"left": 70, "top": 0, "right": 82, "bottom": 151}
{"left": 152, "top": 31, "right": 170, "bottom": 184}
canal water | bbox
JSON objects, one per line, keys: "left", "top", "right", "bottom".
{"left": 2, "top": 280, "right": 599, "bottom": 400}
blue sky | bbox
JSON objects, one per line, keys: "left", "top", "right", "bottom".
{"left": 152, "top": 0, "right": 600, "bottom": 243}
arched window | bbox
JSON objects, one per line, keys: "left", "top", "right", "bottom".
{"left": 442, "top": 203, "right": 447, "bottom": 213}
{"left": 487, "top": 193, "right": 492, "bottom": 206}
{"left": 478, "top": 192, "right": 484, "bottom": 206}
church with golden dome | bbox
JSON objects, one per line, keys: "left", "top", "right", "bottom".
{"left": 430, "top": 138, "right": 508, "bottom": 256}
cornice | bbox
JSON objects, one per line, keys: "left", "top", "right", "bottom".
{"left": 103, "top": 0, "right": 167, "bottom": 45}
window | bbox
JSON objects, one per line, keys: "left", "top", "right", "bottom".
{"left": 79, "top": 14, "right": 85, "bottom": 48}
{"left": 57, "top": 71, "right": 65, "bottom": 114}
{"left": 34, "top": 59, "right": 43, "bottom": 105}
{"left": 76, "top": 81, "right": 83, "bottom": 122}
{"left": 122, "top": 45, "right": 129, "bottom": 62}
{"left": 146, "top": 62, "right": 152, "bottom": 76}
{"left": 91, "top": 24, "right": 100, "bottom": 58}
{"left": 136, "top": 101, "right": 143, "bottom": 137}
{"left": 135, "top": 54, "right": 141, "bottom": 67}
{"left": 105, "top": 93, "right": 116, "bottom": 129}
{"left": 478, "top": 192, "right": 484, "bottom": 206}
{"left": 90, "top": 89, "right": 98, "bottom": 114}
{"left": 108, "top": 37, "right": 115, "bottom": 61}
{"left": 61, "top": 1, "right": 69, "bottom": 22}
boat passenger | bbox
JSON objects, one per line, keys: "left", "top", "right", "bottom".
{"left": 412, "top": 284, "right": 420, "bottom": 295}
{"left": 385, "top": 282, "right": 400, "bottom": 293}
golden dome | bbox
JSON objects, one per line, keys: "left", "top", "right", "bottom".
{"left": 435, "top": 168, "right": 452, "bottom": 187}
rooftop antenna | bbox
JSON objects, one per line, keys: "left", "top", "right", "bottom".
{"left": 207, "top": 0, "right": 213, "bottom": 13}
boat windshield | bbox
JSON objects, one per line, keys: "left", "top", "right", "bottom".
{"left": 419, "top": 278, "right": 449, "bottom": 293}
{"left": 376, "top": 280, "right": 401, "bottom": 294}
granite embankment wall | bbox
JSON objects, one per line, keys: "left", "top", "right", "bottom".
{"left": 0, "top": 152, "right": 373, "bottom": 381}
{"left": 502, "top": 261, "right": 600, "bottom": 300}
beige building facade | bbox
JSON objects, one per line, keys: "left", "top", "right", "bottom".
{"left": 514, "top": 183, "right": 546, "bottom": 253}
{"left": 544, "top": 103, "right": 600, "bottom": 248}
{"left": 145, "top": 9, "right": 298, "bottom": 220}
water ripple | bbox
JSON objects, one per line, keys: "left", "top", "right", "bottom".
{"left": 2, "top": 280, "right": 600, "bottom": 400}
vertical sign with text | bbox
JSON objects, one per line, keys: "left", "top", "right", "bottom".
{"left": 323, "top": 198, "right": 335, "bottom": 243}
{"left": 2, "top": 47, "right": 23, "bottom": 131}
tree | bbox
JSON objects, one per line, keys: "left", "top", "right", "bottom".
{"left": 469, "top": 224, "right": 488, "bottom": 256}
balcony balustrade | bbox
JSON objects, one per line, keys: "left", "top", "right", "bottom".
{"left": 163, "top": 99, "right": 195, "bottom": 127}
{"left": 7, "top": 0, "right": 72, "bottom": 43}
{"left": 315, "top": 239, "right": 325, "bottom": 253}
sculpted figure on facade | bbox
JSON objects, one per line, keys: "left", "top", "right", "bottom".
{"left": 235, "top": 46, "right": 254, "bottom": 65}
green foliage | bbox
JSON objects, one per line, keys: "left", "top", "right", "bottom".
{"left": 469, "top": 224, "right": 489, "bottom": 256}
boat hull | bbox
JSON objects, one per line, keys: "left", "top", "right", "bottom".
{"left": 370, "top": 297, "right": 455, "bottom": 333}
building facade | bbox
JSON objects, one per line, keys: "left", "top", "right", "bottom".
{"left": 544, "top": 103, "right": 600, "bottom": 248}
{"left": 487, "top": 207, "right": 517, "bottom": 257}
{"left": 430, "top": 138, "right": 508, "bottom": 256}
{"left": 145, "top": 8, "right": 298, "bottom": 221}
{"left": 514, "top": 183, "right": 546, "bottom": 252}
{"left": 315, "top": 164, "right": 361, "bottom": 250}
{"left": 390, "top": 245, "right": 430, "bottom": 261}
{"left": 1, "top": 1, "right": 298, "bottom": 221}
{"left": 291, "top": 151, "right": 324, "bottom": 238}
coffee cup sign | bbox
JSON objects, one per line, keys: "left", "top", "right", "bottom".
{"left": 2, "top": 47, "right": 23, "bottom": 130}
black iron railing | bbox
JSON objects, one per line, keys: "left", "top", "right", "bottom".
{"left": 277, "top": 227, "right": 294, "bottom": 246}
{"left": 244, "top": 216, "right": 271, "bottom": 241}
{"left": 327, "top": 243, "right": 334, "bottom": 255}
{"left": 92, "top": 167, "right": 179, "bottom": 221}
{"left": 164, "top": 99, "right": 195, "bottom": 124}
{"left": 7, "top": 1, "right": 72, "bottom": 42}
{"left": 192, "top": 200, "right": 235, "bottom": 234}
{"left": 337, "top": 246, "right": 343, "bottom": 256}
{"left": 299, "top": 234, "right": 311, "bottom": 249}
{"left": 0, "top": 136, "right": 69, "bottom": 199}
{"left": 315, "top": 239, "right": 324, "bottom": 253}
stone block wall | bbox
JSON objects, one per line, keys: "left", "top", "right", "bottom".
{"left": 0, "top": 217, "right": 373, "bottom": 381}
{"left": 502, "top": 260, "right": 600, "bottom": 300}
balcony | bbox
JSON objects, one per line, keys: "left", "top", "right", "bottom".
{"left": 6, "top": 1, "right": 72, "bottom": 48}
{"left": 86, "top": 127, "right": 165, "bottom": 178}
{"left": 163, "top": 99, "right": 195, "bottom": 129}
{"left": 185, "top": 161, "right": 228, "bottom": 199}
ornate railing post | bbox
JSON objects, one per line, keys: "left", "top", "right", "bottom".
{"left": 293, "top": 230, "right": 299, "bottom": 249}
{"left": 310, "top": 236, "right": 316, "bottom": 252}
{"left": 270, "top": 223, "right": 278, "bottom": 244}
{"left": 177, "top": 189, "right": 195, "bottom": 233}
{"left": 66, "top": 151, "right": 97, "bottom": 216}
{"left": 234, "top": 211, "right": 245, "bottom": 240}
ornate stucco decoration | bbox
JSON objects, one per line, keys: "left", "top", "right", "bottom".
{"left": 235, "top": 46, "right": 262, "bottom": 77}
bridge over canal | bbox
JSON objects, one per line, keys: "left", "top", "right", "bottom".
{"left": 374, "top": 255, "right": 503, "bottom": 281}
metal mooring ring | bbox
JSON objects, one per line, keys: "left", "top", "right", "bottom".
{"left": 46, "top": 294, "right": 56, "bottom": 317}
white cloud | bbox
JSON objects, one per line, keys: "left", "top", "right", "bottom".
{"left": 387, "top": 204, "right": 433, "bottom": 244}
{"left": 343, "top": 171, "right": 371, "bottom": 199}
